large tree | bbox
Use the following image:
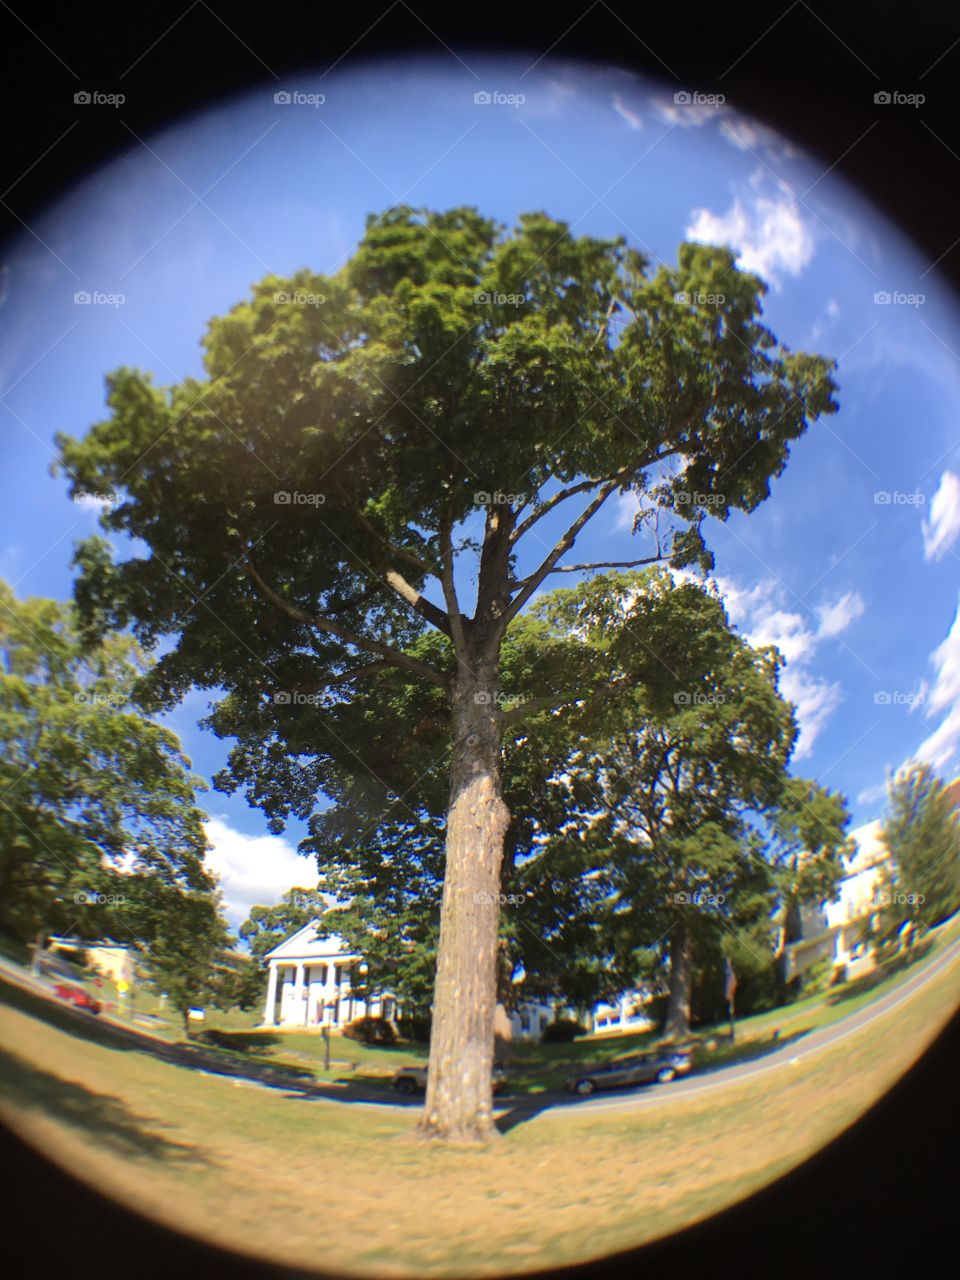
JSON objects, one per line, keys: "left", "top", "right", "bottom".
{"left": 534, "top": 589, "right": 826, "bottom": 1039}
{"left": 0, "top": 579, "right": 212, "bottom": 949}
{"left": 56, "top": 206, "right": 838, "bottom": 1140}
{"left": 879, "top": 763, "right": 960, "bottom": 936}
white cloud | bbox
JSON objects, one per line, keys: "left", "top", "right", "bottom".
{"left": 809, "top": 298, "right": 841, "bottom": 344}
{"left": 922, "top": 470, "right": 960, "bottom": 562}
{"left": 714, "top": 574, "right": 863, "bottom": 758}
{"left": 780, "top": 667, "right": 843, "bottom": 757}
{"left": 856, "top": 780, "right": 888, "bottom": 807}
{"left": 686, "top": 178, "right": 815, "bottom": 288}
{"left": 747, "top": 606, "right": 817, "bottom": 665}
{"left": 614, "top": 490, "right": 641, "bottom": 531}
{"left": 650, "top": 94, "right": 725, "bottom": 129}
{"left": 719, "top": 117, "right": 796, "bottom": 160}
{"left": 203, "top": 816, "right": 315, "bottom": 930}
{"left": 916, "top": 597, "right": 960, "bottom": 770}
{"left": 816, "top": 590, "right": 866, "bottom": 639}
{"left": 612, "top": 94, "right": 643, "bottom": 130}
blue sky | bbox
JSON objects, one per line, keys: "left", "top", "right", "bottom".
{"left": 2, "top": 54, "right": 959, "bottom": 926}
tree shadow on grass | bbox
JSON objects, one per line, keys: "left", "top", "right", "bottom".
{"left": 0, "top": 974, "right": 314, "bottom": 1088}
{"left": 0, "top": 1045, "right": 212, "bottom": 1166}
{"left": 193, "top": 1029, "right": 282, "bottom": 1053}
{"left": 0, "top": 973, "right": 140, "bottom": 1055}
{"left": 826, "top": 941, "right": 934, "bottom": 1006}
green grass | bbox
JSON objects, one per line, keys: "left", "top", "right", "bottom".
{"left": 30, "top": 911, "right": 960, "bottom": 1097}
{"left": 1, "top": 920, "right": 957, "bottom": 1278}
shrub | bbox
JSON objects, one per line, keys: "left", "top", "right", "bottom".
{"left": 541, "top": 1017, "right": 588, "bottom": 1044}
{"left": 396, "top": 1012, "right": 431, "bottom": 1044}
{"left": 342, "top": 1016, "right": 396, "bottom": 1045}
{"left": 801, "top": 956, "right": 837, "bottom": 995}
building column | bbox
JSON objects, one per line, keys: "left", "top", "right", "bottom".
{"left": 293, "top": 963, "right": 305, "bottom": 1026}
{"left": 327, "top": 961, "right": 338, "bottom": 1026}
{"left": 264, "top": 963, "right": 278, "bottom": 1025}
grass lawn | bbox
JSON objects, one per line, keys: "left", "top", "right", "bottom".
{"left": 83, "top": 913, "right": 960, "bottom": 1096}
{"left": 1, "top": 929, "right": 958, "bottom": 1277}
{"left": 33, "top": 909, "right": 957, "bottom": 1100}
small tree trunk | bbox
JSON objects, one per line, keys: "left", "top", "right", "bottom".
{"left": 493, "top": 1002, "right": 514, "bottom": 1064}
{"left": 420, "top": 660, "right": 509, "bottom": 1143}
{"left": 663, "top": 921, "right": 693, "bottom": 1040}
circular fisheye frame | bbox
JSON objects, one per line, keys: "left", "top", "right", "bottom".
{"left": 0, "top": 51, "right": 958, "bottom": 1280}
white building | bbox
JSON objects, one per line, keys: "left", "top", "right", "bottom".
{"left": 590, "top": 991, "right": 657, "bottom": 1035}
{"left": 261, "top": 923, "right": 396, "bottom": 1029}
{"left": 509, "top": 1000, "right": 555, "bottom": 1041}
{"left": 263, "top": 921, "right": 653, "bottom": 1041}
{"left": 785, "top": 819, "right": 894, "bottom": 982}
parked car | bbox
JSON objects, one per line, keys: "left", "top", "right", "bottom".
{"left": 52, "top": 982, "right": 101, "bottom": 1015}
{"left": 393, "top": 1062, "right": 508, "bottom": 1096}
{"left": 566, "top": 1048, "right": 692, "bottom": 1096}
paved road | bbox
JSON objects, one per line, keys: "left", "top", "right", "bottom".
{"left": 523, "top": 927, "right": 960, "bottom": 1120}
{"left": 2, "top": 929, "right": 958, "bottom": 1122}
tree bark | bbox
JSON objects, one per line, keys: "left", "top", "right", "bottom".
{"left": 419, "top": 657, "right": 510, "bottom": 1142}
{"left": 663, "top": 921, "right": 693, "bottom": 1040}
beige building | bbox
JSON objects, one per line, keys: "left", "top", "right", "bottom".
{"left": 47, "top": 936, "right": 136, "bottom": 985}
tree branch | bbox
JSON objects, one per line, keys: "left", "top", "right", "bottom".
{"left": 243, "top": 559, "right": 448, "bottom": 690}
{"left": 590, "top": 294, "right": 620, "bottom": 351}
{"left": 501, "top": 670, "right": 645, "bottom": 729}
{"left": 383, "top": 569, "right": 452, "bottom": 637}
{"left": 525, "top": 551, "right": 671, "bottom": 579}
{"left": 510, "top": 444, "right": 686, "bottom": 545}
{"left": 351, "top": 508, "right": 438, "bottom": 578}
{"left": 290, "top": 661, "right": 392, "bottom": 693}
{"left": 439, "top": 512, "right": 469, "bottom": 658}
{"left": 497, "top": 480, "right": 625, "bottom": 634}
{"left": 510, "top": 477, "right": 606, "bottom": 544}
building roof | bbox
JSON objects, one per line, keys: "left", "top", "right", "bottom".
{"left": 263, "top": 920, "right": 359, "bottom": 963}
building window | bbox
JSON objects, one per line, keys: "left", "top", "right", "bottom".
{"left": 520, "top": 1012, "right": 530, "bottom": 1032}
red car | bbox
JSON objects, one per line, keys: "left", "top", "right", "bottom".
{"left": 53, "top": 982, "right": 101, "bottom": 1015}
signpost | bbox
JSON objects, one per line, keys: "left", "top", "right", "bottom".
{"left": 724, "top": 957, "right": 738, "bottom": 1042}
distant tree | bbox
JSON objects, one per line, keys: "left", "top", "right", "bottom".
{"left": 305, "top": 810, "right": 443, "bottom": 1026}
{"left": 535, "top": 582, "right": 800, "bottom": 1039}
{"left": 0, "top": 580, "right": 212, "bottom": 949}
{"left": 210, "top": 947, "right": 265, "bottom": 1012}
{"left": 239, "top": 886, "right": 329, "bottom": 965}
{"left": 141, "top": 890, "right": 231, "bottom": 1033}
{"left": 765, "top": 777, "right": 850, "bottom": 981}
{"left": 879, "top": 763, "right": 960, "bottom": 937}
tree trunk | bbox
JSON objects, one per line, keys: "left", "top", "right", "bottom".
{"left": 493, "top": 1002, "right": 514, "bottom": 1065}
{"left": 663, "top": 921, "right": 693, "bottom": 1040}
{"left": 419, "top": 659, "right": 510, "bottom": 1142}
